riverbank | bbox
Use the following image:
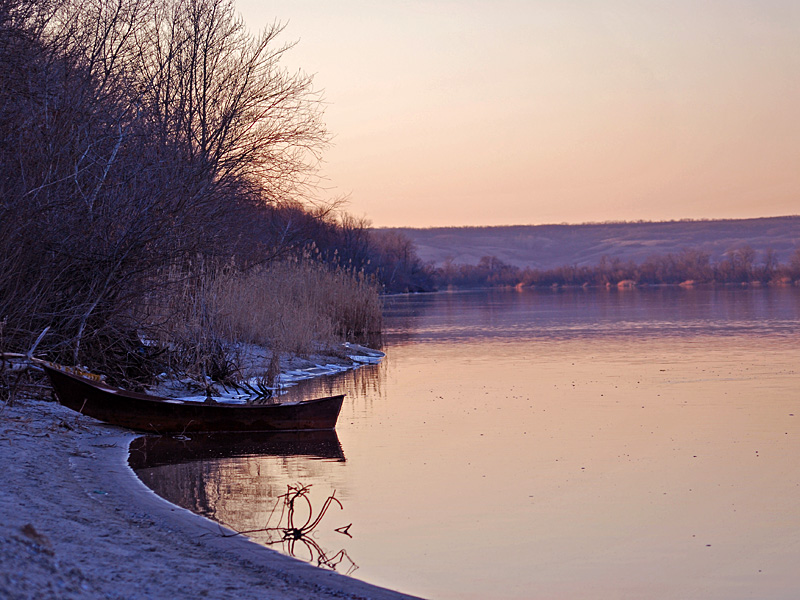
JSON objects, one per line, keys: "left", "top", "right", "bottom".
{"left": 0, "top": 373, "right": 421, "bottom": 599}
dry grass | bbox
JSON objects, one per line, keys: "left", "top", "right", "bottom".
{"left": 145, "top": 258, "right": 382, "bottom": 385}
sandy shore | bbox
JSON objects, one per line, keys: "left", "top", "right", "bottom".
{"left": 0, "top": 395, "right": 422, "bottom": 600}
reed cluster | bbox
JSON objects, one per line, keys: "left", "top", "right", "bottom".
{"left": 148, "top": 258, "right": 382, "bottom": 384}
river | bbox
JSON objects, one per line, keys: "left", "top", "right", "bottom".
{"left": 132, "top": 286, "right": 800, "bottom": 599}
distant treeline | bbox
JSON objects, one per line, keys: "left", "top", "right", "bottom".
{"left": 432, "top": 247, "right": 800, "bottom": 289}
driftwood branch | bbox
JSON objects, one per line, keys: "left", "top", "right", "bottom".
{"left": 219, "top": 483, "right": 357, "bottom": 574}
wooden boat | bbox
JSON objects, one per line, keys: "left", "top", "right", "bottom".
{"left": 41, "top": 363, "right": 344, "bottom": 433}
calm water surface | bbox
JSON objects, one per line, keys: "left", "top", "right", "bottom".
{"left": 132, "top": 287, "right": 800, "bottom": 599}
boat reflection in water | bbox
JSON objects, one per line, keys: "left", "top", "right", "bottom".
{"left": 129, "top": 430, "right": 354, "bottom": 572}
{"left": 129, "top": 430, "right": 345, "bottom": 469}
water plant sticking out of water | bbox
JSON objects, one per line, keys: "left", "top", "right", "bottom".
{"left": 224, "top": 483, "right": 357, "bottom": 575}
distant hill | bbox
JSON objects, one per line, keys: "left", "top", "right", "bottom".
{"left": 383, "top": 217, "right": 800, "bottom": 270}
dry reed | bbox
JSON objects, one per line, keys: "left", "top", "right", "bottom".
{"left": 145, "top": 258, "right": 382, "bottom": 384}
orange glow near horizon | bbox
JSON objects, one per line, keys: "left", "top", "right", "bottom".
{"left": 237, "top": 1, "right": 800, "bottom": 227}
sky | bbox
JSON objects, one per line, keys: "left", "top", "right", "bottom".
{"left": 237, "top": 0, "right": 799, "bottom": 228}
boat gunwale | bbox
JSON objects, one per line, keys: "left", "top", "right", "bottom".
{"left": 40, "top": 363, "right": 344, "bottom": 409}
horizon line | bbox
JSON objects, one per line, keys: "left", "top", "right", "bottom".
{"left": 371, "top": 214, "right": 800, "bottom": 230}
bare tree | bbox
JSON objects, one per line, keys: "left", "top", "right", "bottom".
{"left": 134, "top": 0, "right": 327, "bottom": 201}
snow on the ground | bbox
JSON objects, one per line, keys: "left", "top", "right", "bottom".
{"left": 153, "top": 342, "right": 385, "bottom": 404}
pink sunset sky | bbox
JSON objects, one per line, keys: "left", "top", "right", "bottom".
{"left": 237, "top": 0, "right": 799, "bottom": 228}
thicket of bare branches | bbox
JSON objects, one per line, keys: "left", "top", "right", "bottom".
{"left": 0, "top": 0, "right": 355, "bottom": 388}
{"left": 133, "top": 0, "right": 324, "bottom": 200}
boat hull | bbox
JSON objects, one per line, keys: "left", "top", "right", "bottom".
{"left": 42, "top": 364, "right": 344, "bottom": 433}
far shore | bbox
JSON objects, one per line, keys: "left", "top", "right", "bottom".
{"left": 428, "top": 279, "right": 800, "bottom": 293}
{"left": 0, "top": 360, "right": 422, "bottom": 600}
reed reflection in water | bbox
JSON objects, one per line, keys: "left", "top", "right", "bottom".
{"left": 132, "top": 288, "right": 800, "bottom": 600}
